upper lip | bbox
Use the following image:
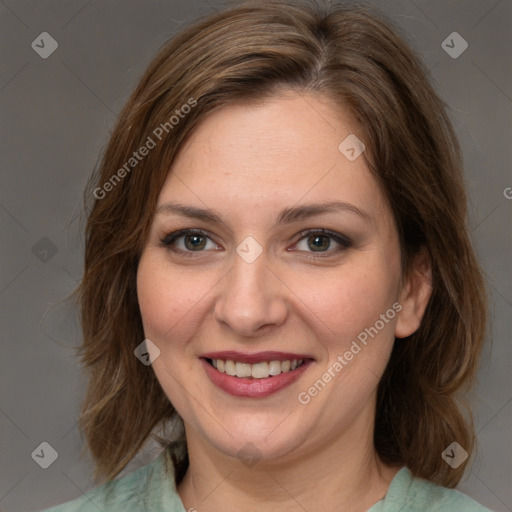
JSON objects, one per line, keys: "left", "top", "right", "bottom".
{"left": 201, "top": 351, "right": 314, "bottom": 364}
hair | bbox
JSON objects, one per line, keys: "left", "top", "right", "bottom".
{"left": 73, "top": 0, "right": 488, "bottom": 488}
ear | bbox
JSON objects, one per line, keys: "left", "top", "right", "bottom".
{"left": 395, "top": 247, "right": 433, "bottom": 339}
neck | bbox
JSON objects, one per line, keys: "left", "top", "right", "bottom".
{"left": 177, "top": 415, "right": 402, "bottom": 512}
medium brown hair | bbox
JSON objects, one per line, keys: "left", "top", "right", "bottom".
{"left": 74, "top": 0, "right": 488, "bottom": 488}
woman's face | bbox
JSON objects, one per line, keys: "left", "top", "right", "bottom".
{"left": 137, "top": 92, "right": 426, "bottom": 464}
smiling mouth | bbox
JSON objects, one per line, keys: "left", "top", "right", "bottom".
{"left": 205, "top": 358, "right": 308, "bottom": 379}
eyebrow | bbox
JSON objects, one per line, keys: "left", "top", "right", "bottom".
{"left": 156, "top": 200, "right": 373, "bottom": 226}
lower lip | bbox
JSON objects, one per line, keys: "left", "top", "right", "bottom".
{"left": 201, "top": 359, "right": 312, "bottom": 398}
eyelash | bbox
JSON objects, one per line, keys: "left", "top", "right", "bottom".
{"left": 159, "top": 228, "right": 352, "bottom": 259}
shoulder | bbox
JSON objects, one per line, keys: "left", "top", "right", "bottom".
{"left": 369, "top": 467, "right": 494, "bottom": 512}
{"left": 39, "top": 464, "right": 149, "bottom": 511}
{"left": 40, "top": 444, "right": 186, "bottom": 512}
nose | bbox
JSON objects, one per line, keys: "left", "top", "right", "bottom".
{"left": 214, "top": 250, "right": 288, "bottom": 337}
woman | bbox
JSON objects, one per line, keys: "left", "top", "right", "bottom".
{"left": 42, "top": 1, "right": 492, "bottom": 510}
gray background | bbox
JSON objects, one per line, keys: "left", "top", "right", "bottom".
{"left": 1, "top": 0, "right": 511, "bottom": 510}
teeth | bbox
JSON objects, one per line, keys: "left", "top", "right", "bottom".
{"left": 268, "top": 361, "right": 281, "bottom": 376}
{"left": 225, "top": 360, "right": 235, "bottom": 375}
{"left": 251, "top": 361, "right": 269, "bottom": 378}
{"left": 210, "top": 358, "right": 306, "bottom": 379}
{"left": 235, "top": 362, "right": 252, "bottom": 378}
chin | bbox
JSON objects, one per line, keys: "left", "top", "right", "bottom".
{"left": 190, "top": 411, "right": 313, "bottom": 465}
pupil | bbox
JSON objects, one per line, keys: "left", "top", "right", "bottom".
{"left": 308, "top": 235, "right": 330, "bottom": 251}
{"left": 185, "top": 235, "right": 206, "bottom": 250}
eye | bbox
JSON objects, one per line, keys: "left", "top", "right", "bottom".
{"left": 160, "top": 229, "right": 221, "bottom": 254}
{"left": 292, "top": 229, "right": 352, "bottom": 256}
{"left": 160, "top": 228, "right": 351, "bottom": 258}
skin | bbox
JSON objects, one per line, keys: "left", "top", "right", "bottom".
{"left": 136, "top": 92, "right": 432, "bottom": 512}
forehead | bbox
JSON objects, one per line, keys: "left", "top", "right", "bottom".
{"left": 157, "top": 93, "right": 389, "bottom": 229}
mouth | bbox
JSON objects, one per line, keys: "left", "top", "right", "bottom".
{"left": 205, "top": 357, "right": 307, "bottom": 379}
{"left": 200, "top": 351, "right": 314, "bottom": 398}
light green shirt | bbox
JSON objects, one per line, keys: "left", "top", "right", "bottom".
{"left": 41, "top": 442, "right": 493, "bottom": 511}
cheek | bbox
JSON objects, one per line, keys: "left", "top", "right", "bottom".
{"left": 324, "top": 272, "right": 400, "bottom": 383}
{"left": 287, "top": 258, "right": 400, "bottom": 346}
{"left": 137, "top": 253, "right": 197, "bottom": 344}
{"left": 137, "top": 258, "right": 174, "bottom": 336}
{"left": 136, "top": 253, "right": 208, "bottom": 412}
